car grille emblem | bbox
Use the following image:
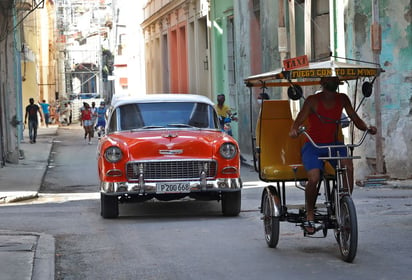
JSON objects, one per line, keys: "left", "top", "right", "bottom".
{"left": 159, "top": 149, "right": 183, "bottom": 155}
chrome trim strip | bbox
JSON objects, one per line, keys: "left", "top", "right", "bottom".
{"left": 100, "top": 178, "right": 242, "bottom": 194}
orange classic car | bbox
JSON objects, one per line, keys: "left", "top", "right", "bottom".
{"left": 97, "top": 94, "right": 242, "bottom": 218}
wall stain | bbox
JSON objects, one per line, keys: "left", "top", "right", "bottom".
{"left": 354, "top": 13, "right": 368, "bottom": 48}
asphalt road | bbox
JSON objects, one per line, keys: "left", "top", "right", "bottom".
{"left": 0, "top": 126, "right": 411, "bottom": 279}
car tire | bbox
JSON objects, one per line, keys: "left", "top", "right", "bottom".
{"left": 100, "top": 193, "right": 119, "bottom": 219}
{"left": 221, "top": 190, "right": 241, "bottom": 216}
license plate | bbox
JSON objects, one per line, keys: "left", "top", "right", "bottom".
{"left": 156, "top": 182, "right": 191, "bottom": 194}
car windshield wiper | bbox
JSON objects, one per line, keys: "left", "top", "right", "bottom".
{"left": 167, "top": 123, "right": 194, "bottom": 128}
{"left": 138, "top": 125, "right": 164, "bottom": 129}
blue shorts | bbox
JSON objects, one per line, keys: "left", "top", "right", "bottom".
{"left": 96, "top": 119, "right": 106, "bottom": 128}
{"left": 301, "top": 142, "right": 347, "bottom": 171}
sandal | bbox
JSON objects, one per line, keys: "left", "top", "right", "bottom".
{"left": 303, "top": 220, "right": 316, "bottom": 235}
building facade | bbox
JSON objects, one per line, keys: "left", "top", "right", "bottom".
{"left": 0, "top": 0, "right": 20, "bottom": 164}
{"left": 0, "top": 0, "right": 56, "bottom": 165}
{"left": 141, "top": 0, "right": 211, "bottom": 99}
{"left": 1, "top": 1, "right": 411, "bottom": 180}
{"left": 142, "top": 0, "right": 412, "bottom": 180}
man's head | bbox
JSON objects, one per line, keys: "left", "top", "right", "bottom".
{"left": 29, "top": 98, "right": 34, "bottom": 104}
{"left": 217, "top": 94, "right": 225, "bottom": 105}
{"left": 100, "top": 101, "right": 105, "bottom": 107}
{"left": 320, "top": 77, "right": 340, "bottom": 92}
{"left": 92, "top": 102, "right": 96, "bottom": 107}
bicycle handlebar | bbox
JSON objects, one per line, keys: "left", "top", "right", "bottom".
{"left": 298, "top": 126, "right": 369, "bottom": 160}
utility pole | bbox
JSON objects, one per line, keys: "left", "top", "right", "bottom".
{"left": 371, "top": 0, "right": 384, "bottom": 174}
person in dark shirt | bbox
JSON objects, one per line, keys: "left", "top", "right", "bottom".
{"left": 25, "top": 98, "right": 43, "bottom": 143}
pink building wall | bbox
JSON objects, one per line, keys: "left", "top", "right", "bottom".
{"left": 169, "top": 22, "right": 188, "bottom": 93}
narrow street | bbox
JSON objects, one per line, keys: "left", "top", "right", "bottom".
{"left": 0, "top": 126, "right": 410, "bottom": 279}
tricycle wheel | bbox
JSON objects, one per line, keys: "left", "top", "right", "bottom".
{"left": 262, "top": 190, "right": 279, "bottom": 248}
{"left": 221, "top": 191, "right": 241, "bottom": 216}
{"left": 100, "top": 193, "right": 119, "bottom": 219}
{"left": 337, "top": 195, "right": 358, "bottom": 262}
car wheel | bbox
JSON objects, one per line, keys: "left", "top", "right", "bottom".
{"left": 100, "top": 193, "right": 119, "bottom": 219}
{"left": 221, "top": 191, "right": 241, "bottom": 216}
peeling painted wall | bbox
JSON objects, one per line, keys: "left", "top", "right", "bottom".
{"left": 346, "top": 0, "right": 412, "bottom": 179}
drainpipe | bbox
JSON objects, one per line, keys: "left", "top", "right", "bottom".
{"left": 14, "top": 17, "right": 23, "bottom": 145}
{"left": 371, "top": 0, "right": 384, "bottom": 174}
{"left": 13, "top": 7, "right": 22, "bottom": 162}
{"left": 288, "top": 0, "right": 300, "bottom": 118}
{"left": 278, "top": 0, "right": 288, "bottom": 99}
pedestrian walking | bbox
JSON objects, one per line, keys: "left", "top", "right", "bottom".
{"left": 39, "top": 99, "right": 50, "bottom": 127}
{"left": 80, "top": 102, "right": 93, "bottom": 144}
{"left": 90, "top": 101, "right": 97, "bottom": 137}
{"left": 95, "top": 101, "right": 107, "bottom": 138}
{"left": 24, "top": 98, "right": 43, "bottom": 144}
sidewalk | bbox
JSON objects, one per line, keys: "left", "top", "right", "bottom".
{"left": 0, "top": 125, "right": 57, "bottom": 280}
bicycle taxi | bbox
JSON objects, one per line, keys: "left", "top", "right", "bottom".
{"left": 244, "top": 57, "right": 383, "bottom": 262}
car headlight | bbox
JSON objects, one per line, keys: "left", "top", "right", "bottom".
{"left": 219, "top": 142, "right": 237, "bottom": 159}
{"left": 104, "top": 146, "right": 123, "bottom": 163}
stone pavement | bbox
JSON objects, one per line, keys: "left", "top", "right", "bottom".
{"left": 0, "top": 125, "right": 57, "bottom": 280}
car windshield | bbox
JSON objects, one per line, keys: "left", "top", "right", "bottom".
{"left": 117, "top": 102, "right": 219, "bottom": 131}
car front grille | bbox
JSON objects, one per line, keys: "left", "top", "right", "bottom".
{"left": 126, "top": 160, "right": 217, "bottom": 181}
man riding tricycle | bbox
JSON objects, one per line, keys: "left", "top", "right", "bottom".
{"left": 244, "top": 56, "right": 383, "bottom": 262}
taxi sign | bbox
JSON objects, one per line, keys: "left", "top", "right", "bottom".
{"left": 283, "top": 55, "right": 309, "bottom": 70}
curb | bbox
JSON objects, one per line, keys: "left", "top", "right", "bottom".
{"left": 32, "top": 233, "right": 55, "bottom": 280}
{"left": 0, "top": 192, "right": 39, "bottom": 204}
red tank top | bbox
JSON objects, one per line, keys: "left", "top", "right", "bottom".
{"left": 82, "top": 109, "right": 92, "bottom": 121}
{"left": 307, "top": 94, "right": 343, "bottom": 143}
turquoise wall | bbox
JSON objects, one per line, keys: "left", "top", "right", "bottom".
{"left": 210, "top": 0, "right": 233, "bottom": 97}
{"left": 345, "top": 0, "right": 412, "bottom": 178}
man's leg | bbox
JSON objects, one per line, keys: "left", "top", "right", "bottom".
{"left": 33, "top": 121, "right": 38, "bottom": 143}
{"left": 28, "top": 121, "right": 33, "bottom": 143}
{"left": 45, "top": 114, "right": 49, "bottom": 127}
{"left": 87, "top": 126, "right": 92, "bottom": 142}
{"left": 305, "top": 168, "right": 321, "bottom": 222}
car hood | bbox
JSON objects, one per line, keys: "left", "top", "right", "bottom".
{"left": 107, "top": 129, "right": 229, "bottom": 160}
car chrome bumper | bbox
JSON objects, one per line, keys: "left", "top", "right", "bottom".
{"left": 100, "top": 178, "right": 242, "bottom": 194}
